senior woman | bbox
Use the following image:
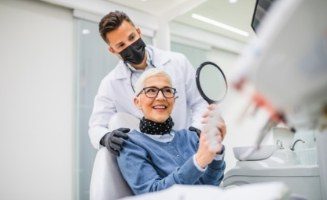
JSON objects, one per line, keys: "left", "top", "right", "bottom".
{"left": 117, "top": 68, "right": 226, "bottom": 195}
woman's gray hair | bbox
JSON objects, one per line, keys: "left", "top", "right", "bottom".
{"left": 134, "top": 68, "right": 172, "bottom": 96}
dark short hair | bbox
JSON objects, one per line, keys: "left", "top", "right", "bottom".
{"left": 99, "top": 11, "right": 135, "bottom": 43}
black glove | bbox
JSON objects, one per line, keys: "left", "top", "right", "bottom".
{"left": 100, "top": 128, "right": 130, "bottom": 156}
{"left": 189, "top": 126, "right": 201, "bottom": 138}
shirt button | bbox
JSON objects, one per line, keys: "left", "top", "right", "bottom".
{"left": 176, "top": 155, "right": 180, "bottom": 157}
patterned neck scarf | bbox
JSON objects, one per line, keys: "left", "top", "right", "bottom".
{"left": 139, "top": 116, "right": 174, "bottom": 135}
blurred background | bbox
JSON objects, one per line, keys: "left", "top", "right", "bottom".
{"left": 1, "top": 0, "right": 326, "bottom": 200}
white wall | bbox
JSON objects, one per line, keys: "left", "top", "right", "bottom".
{"left": 206, "top": 48, "right": 239, "bottom": 76}
{"left": 0, "top": 0, "right": 74, "bottom": 199}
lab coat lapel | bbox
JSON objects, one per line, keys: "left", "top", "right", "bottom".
{"left": 111, "top": 60, "right": 135, "bottom": 99}
{"left": 113, "top": 61, "right": 130, "bottom": 80}
{"left": 149, "top": 46, "right": 171, "bottom": 68}
{"left": 115, "top": 62, "right": 135, "bottom": 95}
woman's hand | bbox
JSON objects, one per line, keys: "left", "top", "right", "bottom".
{"left": 195, "top": 104, "right": 226, "bottom": 169}
{"left": 201, "top": 104, "right": 226, "bottom": 141}
{"left": 195, "top": 133, "right": 223, "bottom": 169}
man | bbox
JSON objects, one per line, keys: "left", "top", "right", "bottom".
{"left": 89, "top": 10, "right": 225, "bottom": 155}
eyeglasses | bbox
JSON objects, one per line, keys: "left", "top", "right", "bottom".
{"left": 137, "top": 87, "right": 177, "bottom": 98}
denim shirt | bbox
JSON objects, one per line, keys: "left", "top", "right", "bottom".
{"left": 117, "top": 129, "right": 226, "bottom": 195}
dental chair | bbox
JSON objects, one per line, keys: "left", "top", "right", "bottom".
{"left": 90, "top": 113, "right": 139, "bottom": 200}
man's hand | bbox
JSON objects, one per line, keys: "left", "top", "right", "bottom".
{"left": 100, "top": 128, "right": 130, "bottom": 156}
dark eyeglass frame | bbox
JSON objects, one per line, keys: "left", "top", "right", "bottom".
{"left": 137, "top": 86, "right": 177, "bottom": 98}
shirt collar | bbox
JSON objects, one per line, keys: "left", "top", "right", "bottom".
{"left": 144, "top": 131, "right": 175, "bottom": 143}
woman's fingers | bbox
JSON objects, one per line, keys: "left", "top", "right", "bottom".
{"left": 201, "top": 120, "right": 226, "bottom": 141}
{"left": 202, "top": 104, "right": 217, "bottom": 117}
{"left": 217, "top": 121, "right": 226, "bottom": 140}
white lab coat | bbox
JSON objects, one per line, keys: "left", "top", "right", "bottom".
{"left": 88, "top": 46, "right": 208, "bottom": 149}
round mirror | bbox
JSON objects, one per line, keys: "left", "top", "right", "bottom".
{"left": 196, "top": 61, "right": 228, "bottom": 104}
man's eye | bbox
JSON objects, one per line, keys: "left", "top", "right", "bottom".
{"left": 129, "top": 35, "right": 135, "bottom": 41}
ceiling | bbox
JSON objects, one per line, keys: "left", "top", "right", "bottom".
{"left": 106, "top": 0, "right": 256, "bottom": 43}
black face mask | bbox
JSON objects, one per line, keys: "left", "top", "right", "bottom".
{"left": 119, "top": 38, "right": 146, "bottom": 65}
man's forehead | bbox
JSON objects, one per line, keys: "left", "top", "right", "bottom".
{"left": 107, "top": 21, "right": 136, "bottom": 44}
